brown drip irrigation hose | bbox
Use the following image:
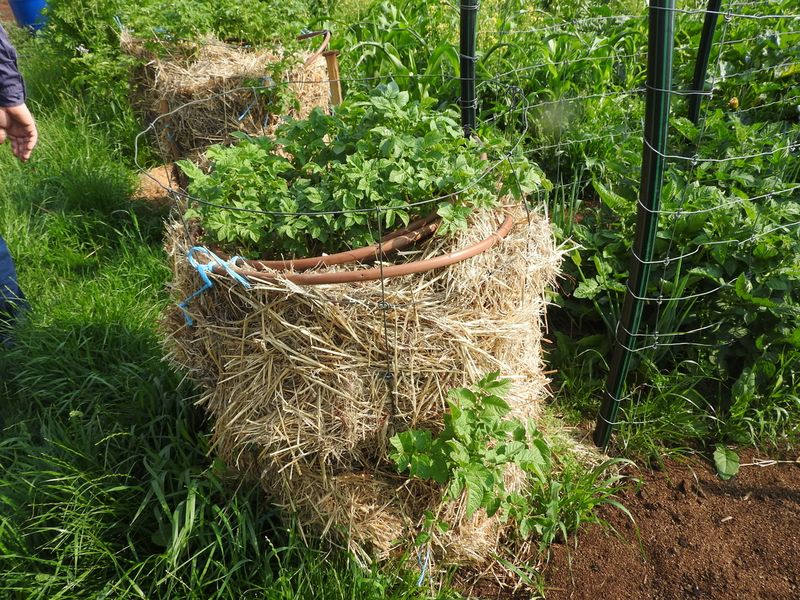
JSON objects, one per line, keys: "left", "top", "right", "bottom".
{"left": 221, "top": 213, "right": 440, "bottom": 272}
{"left": 210, "top": 213, "right": 515, "bottom": 286}
{"left": 296, "top": 30, "right": 332, "bottom": 69}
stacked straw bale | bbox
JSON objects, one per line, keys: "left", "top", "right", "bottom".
{"left": 123, "top": 32, "right": 330, "bottom": 159}
{"left": 163, "top": 205, "right": 561, "bottom": 567}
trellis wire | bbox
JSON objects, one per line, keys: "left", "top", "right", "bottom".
{"left": 592, "top": 0, "right": 799, "bottom": 434}
{"left": 594, "top": 0, "right": 677, "bottom": 446}
{"left": 133, "top": 0, "right": 800, "bottom": 448}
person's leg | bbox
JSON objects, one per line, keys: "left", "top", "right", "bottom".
{"left": 0, "top": 234, "right": 27, "bottom": 341}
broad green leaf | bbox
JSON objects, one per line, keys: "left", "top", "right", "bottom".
{"left": 463, "top": 470, "right": 486, "bottom": 520}
{"left": 176, "top": 159, "right": 204, "bottom": 181}
{"left": 448, "top": 387, "right": 477, "bottom": 408}
{"left": 447, "top": 440, "right": 470, "bottom": 466}
{"left": 732, "top": 369, "right": 756, "bottom": 405}
{"left": 428, "top": 455, "right": 451, "bottom": 484}
{"left": 477, "top": 372, "right": 512, "bottom": 397}
{"left": 484, "top": 494, "right": 502, "bottom": 518}
{"left": 713, "top": 445, "right": 740, "bottom": 481}
{"left": 415, "top": 531, "right": 431, "bottom": 546}
{"left": 593, "top": 180, "right": 635, "bottom": 218}
{"left": 481, "top": 394, "right": 511, "bottom": 418}
{"left": 573, "top": 278, "right": 601, "bottom": 300}
{"left": 447, "top": 477, "right": 464, "bottom": 501}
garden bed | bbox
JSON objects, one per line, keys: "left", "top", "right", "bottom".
{"left": 124, "top": 30, "right": 332, "bottom": 159}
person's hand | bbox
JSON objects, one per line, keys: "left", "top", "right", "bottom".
{"left": 0, "top": 103, "right": 37, "bottom": 161}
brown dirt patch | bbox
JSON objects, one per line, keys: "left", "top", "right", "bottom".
{"left": 134, "top": 163, "right": 180, "bottom": 207}
{"left": 544, "top": 450, "right": 800, "bottom": 599}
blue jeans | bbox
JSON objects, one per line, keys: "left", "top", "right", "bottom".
{"left": 0, "top": 234, "right": 27, "bottom": 329}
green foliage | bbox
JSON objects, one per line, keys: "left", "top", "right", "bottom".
{"left": 181, "top": 82, "right": 546, "bottom": 256}
{"left": 125, "top": 0, "right": 310, "bottom": 45}
{"left": 556, "top": 105, "right": 800, "bottom": 452}
{"left": 390, "top": 374, "right": 632, "bottom": 553}
{"left": 4, "top": 0, "right": 798, "bottom": 593}
{"left": 543, "top": 2, "right": 800, "bottom": 453}
{"left": 390, "top": 372, "right": 551, "bottom": 521}
{"left": 334, "top": 0, "right": 461, "bottom": 103}
{"left": 713, "top": 445, "right": 741, "bottom": 481}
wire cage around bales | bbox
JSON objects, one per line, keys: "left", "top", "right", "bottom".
{"left": 123, "top": 30, "right": 336, "bottom": 160}
{"left": 162, "top": 198, "right": 561, "bottom": 567}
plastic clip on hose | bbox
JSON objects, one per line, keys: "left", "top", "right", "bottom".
{"left": 179, "top": 247, "right": 252, "bottom": 326}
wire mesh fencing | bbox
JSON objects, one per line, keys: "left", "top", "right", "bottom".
{"left": 133, "top": 0, "right": 800, "bottom": 452}
{"left": 588, "top": 0, "right": 800, "bottom": 446}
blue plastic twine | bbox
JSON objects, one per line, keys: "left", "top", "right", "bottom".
{"left": 238, "top": 77, "right": 276, "bottom": 122}
{"left": 416, "top": 545, "right": 431, "bottom": 587}
{"left": 179, "top": 247, "right": 252, "bottom": 326}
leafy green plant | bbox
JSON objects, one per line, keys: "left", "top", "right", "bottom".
{"left": 546, "top": 12, "right": 800, "bottom": 451}
{"left": 390, "top": 372, "right": 551, "bottom": 521}
{"left": 180, "top": 82, "right": 547, "bottom": 256}
{"left": 147, "top": 0, "right": 309, "bottom": 45}
{"left": 335, "top": 0, "right": 461, "bottom": 103}
{"left": 390, "top": 374, "right": 632, "bottom": 554}
{"left": 713, "top": 445, "right": 740, "bottom": 480}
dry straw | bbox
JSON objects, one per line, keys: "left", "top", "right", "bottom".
{"left": 122, "top": 32, "right": 330, "bottom": 159}
{"left": 163, "top": 203, "right": 561, "bottom": 571}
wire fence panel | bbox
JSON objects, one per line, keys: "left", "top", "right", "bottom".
{"left": 134, "top": 0, "right": 800, "bottom": 452}
{"left": 459, "top": 0, "right": 798, "bottom": 448}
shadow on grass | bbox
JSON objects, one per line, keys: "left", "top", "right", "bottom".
{"left": 0, "top": 317, "right": 298, "bottom": 597}
{"left": 0, "top": 318, "right": 459, "bottom": 599}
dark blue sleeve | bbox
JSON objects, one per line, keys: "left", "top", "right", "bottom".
{"left": 0, "top": 25, "right": 26, "bottom": 107}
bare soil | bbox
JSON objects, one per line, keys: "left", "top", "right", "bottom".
{"left": 544, "top": 450, "right": 800, "bottom": 599}
{"left": 134, "top": 163, "right": 180, "bottom": 207}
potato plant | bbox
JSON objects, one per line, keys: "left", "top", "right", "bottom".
{"left": 180, "top": 82, "right": 547, "bottom": 257}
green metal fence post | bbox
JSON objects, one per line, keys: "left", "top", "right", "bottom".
{"left": 460, "top": 0, "right": 479, "bottom": 137}
{"left": 593, "top": 0, "right": 677, "bottom": 448}
{"left": 688, "top": 0, "right": 722, "bottom": 123}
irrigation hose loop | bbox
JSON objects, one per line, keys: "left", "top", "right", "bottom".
{"left": 296, "top": 30, "right": 332, "bottom": 68}
{"left": 206, "top": 212, "right": 515, "bottom": 286}
{"left": 216, "top": 213, "right": 441, "bottom": 272}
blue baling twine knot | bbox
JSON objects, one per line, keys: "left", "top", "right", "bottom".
{"left": 179, "top": 247, "right": 252, "bottom": 326}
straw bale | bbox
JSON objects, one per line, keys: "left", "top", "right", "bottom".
{"left": 123, "top": 32, "right": 330, "bottom": 159}
{"left": 163, "top": 204, "right": 561, "bottom": 566}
